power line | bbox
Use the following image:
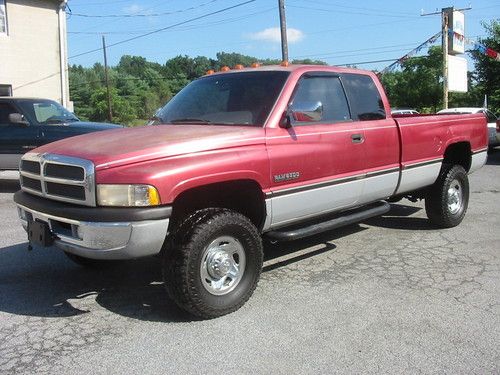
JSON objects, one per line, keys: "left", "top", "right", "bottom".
{"left": 67, "top": 0, "right": 178, "bottom": 42}
{"left": 294, "top": 42, "right": 426, "bottom": 59}
{"left": 69, "top": 0, "right": 139, "bottom": 5}
{"left": 16, "top": 0, "right": 256, "bottom": 90}
{"left": 69, "top": 0, "right": 256, "bottom": 59}
{"left": 287, "top": 4, "right": 418, "bottom": 18}
{"left": 69, "top": 0, "right": 221, "bottom": 18}
{"left": 67, "top": 7, "right": 276, "bottom": 36}
{"left": 333, "top": 56, "right": 431, "bottom": 67}
{"left": 292, "top": 0, "right": 416, "bottom": 16}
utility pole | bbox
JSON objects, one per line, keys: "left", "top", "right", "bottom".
{"left": 442, "top": 8, "right": 450, "bottom": 109}
{"left": 102, "top": 35, "right": 113, "bottom": 122}
{"left": 421, "top": 6, "right": 472, "bottom": 109}
{"left": 278, "top": 0, "right": 288, "bottom": 62}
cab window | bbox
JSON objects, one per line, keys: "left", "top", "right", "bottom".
{"left": 289, "top": 75, "right": 350, "bottom": 125}
{"left": 341, "top": 74, "right": 386, "bottom": 121}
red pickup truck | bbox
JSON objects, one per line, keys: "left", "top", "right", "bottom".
{"left": 14, "top": 65, "right": 488, "bottom": 318}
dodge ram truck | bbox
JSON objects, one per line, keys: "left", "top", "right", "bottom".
{"left": 0, "top": 97, "right": 121, "bottom": 170}
{"left": 13, "top": 65, "right": 488, "bottom": 318}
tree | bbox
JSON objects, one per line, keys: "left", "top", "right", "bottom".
{"left": 381, "top": 46, "right": 443, "bottom": 112}
{"left": 68, "top": 51, "right": 330, "bottom": 125}
{"left": 470, "top": 20, "right": 500, "bottom": 114}
{"left": 89, "top": 88, "right": 136, "bottom": 124}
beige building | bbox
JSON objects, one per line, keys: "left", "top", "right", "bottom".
{"left": 0, "top": 0, "right": 70, "bottom": 108}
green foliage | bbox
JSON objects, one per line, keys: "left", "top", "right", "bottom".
{"left": 381, "top": 20, "right": 500, "bottom": 114}
{"left": 380, "top": 46, "right": 443, "bottom": 112}
{"left": 70, "top": 31, "right": 499, "bottom": 127}
{"left": 89, "top": 87, "right": 136, "bottom": 124}
{"left": 70, "top": 51, "right": 322, "bottom": 126}
{"left": 470, "top": 20, "right": 500, "bottom": 114}
{"left": 291, "top": 58, "right": 327, "bottom": 65}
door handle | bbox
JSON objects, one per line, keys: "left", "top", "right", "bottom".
{"left": 351, "top": 134, "right": 364, "bottom": 144}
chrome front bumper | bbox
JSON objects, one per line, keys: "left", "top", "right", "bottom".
{"left": 17, "top": 204, "right": 169, "bottom": 260}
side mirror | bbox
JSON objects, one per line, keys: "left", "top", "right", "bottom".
{"left": 8, "top": 113, "right": 29, "bottom": 126}
{"left": 288, "top": 101, "right": 323, "bottom": 124}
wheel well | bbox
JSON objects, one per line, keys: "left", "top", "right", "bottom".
{"left": 170, "top": 180, "right": 266, "bottom": 230}
{"left": 443, "top": 142, "right": 471, "bottom": 172}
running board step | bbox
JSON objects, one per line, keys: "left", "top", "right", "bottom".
{"left": 264, "top": 201, "right": 390, "bottom": 242}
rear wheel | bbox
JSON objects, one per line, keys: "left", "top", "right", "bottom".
{"left": 163, "top": 208, "right": 263, "bottom": 319}
{"left": 425, "top": 164, "right": 469, "bottom": 228}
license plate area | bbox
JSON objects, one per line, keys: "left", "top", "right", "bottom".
{"left": 28, "top": 220, "right": 54, "bottom": 247}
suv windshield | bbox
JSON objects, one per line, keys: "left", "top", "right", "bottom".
{"left": 17, "top": 99, "right": 79, "bottom": 125}
{"left": 153, "top": 71, "right": 289, "bottom": 126}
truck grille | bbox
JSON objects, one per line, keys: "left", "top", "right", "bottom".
{"left": 19, "top": 153, "right": 96, "bottom": 206}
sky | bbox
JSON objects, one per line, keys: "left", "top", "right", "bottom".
{"left": 66, "top": 0, "right": 500, "bottom": 72}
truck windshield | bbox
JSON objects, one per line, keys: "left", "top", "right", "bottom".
{"left": 17, "top": 99, "right": 79, "bottom": 125}
{"left": 153, "top": 71, "right": 289, "bottom": 126}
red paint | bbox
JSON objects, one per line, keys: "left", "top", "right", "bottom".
{"left": 33, "top": 65, "right": 488, "bottom": 205}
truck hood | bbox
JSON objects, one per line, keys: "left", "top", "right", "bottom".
{"left": 33, "top": 125, "right": 266, "bottom": 170}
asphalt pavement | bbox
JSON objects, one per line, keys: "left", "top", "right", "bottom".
{"left": 0, "top": 151, "right": 499, "bottom": 374}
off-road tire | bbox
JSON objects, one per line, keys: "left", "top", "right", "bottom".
{"left": 425, "top": 164, "right": 469, "bottom": 228}
{"left": 163, "top": 208, "right": 263, "bottom": 319}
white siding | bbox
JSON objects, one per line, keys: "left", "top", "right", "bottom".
{"left": 0, "top": 0, "right": 69, "bottom": 106}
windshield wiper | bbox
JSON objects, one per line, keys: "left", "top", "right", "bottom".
{"left": 170, "top": 118, "right": 212, "bottom": 124}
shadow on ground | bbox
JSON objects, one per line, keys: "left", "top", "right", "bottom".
{"left": 365, "top": 203, "right": 433, "bottom": 230}
{"left": 486, "top": 147, "right": 500, "bottom": 166}
{"left": 0, "top": 179, "right": 20, "bottom": 193}
{"left": 0, "top": 203, "right": 426, "bottom": 322}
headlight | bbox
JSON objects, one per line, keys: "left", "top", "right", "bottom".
{"left": 97, "top": 184, "right": 160, "bottom": 207}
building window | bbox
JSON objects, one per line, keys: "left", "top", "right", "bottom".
{"left": 0, "top": 84, "right": 12, "bottom": 96}
{"left": 0, "top": 0, "right": 7, "bottom": 34}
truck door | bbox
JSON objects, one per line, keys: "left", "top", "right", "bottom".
{"left": 266, "top": 73, "right": 366, "bottom": 229}
{"left": 340, "top": 73, "right": 400, "bottom": 205}
{"left": 0, "top": 102, "right": 40, "bottom": 169}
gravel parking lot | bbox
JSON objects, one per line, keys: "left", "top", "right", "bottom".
{"left": 1, "top": 151, "right": 499, "bottom": 374}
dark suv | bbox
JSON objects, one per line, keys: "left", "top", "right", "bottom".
{"left": 0, "top": 98, "right": 122, "bottom": 170}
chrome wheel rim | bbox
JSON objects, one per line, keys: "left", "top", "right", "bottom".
{"left": 200, "top": 236, "right": 246, "bottom": 296}
{"left": 447, "top": 179, "right": 463, "bottom": 214}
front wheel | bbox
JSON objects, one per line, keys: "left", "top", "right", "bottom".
{"left": 425, "top": 164, "right": 469, "bottom": 228}
{"left": 163, "top": 209, "right": 263, "bottom": 319}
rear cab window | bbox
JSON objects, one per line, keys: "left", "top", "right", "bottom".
{"left": 341, "top": 74, "right": 386, "bottom": 121}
